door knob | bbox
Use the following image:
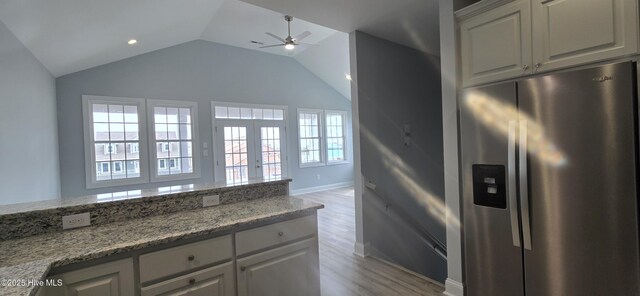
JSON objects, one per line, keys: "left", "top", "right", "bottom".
{"left": 240, "top": 266, "right": 246, "bottom": 271}
{"left": 278, "top": 231, "right": 284, "bottom": 237}
{"left": 188, "top": 255, "right": 195, "bottom": 261}
{"left": 189, "top": 278, "right": 196, "bottom": 285}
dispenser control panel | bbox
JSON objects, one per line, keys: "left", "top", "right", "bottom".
{"left": 472, "top": 164, "right": 507, "bottom": 209}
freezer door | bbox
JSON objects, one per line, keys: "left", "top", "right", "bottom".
{"left": 518, "top": 62, "right": 640, "bottom": 296}
{"left": 460, "top": 82, "right": 525, "bottom": 296}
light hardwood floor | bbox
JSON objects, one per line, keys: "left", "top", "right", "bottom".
{"left": 298, "top": 187, "right": 445, "bottom": 296}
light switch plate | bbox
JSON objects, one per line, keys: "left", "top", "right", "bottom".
{"left": 62, "top": 212, "right": 91, "bottom": 230}
{"left": 203, "top": 195, "right": 220, "bottom": 207}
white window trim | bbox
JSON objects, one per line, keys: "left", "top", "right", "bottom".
{"left": 82, "top": 95, "right": 149, "bottom": 189}
{"left": 297, "top": 108, "right": 326, "bottom": 168}
{"left": 211, "top": 102, "right": 289, "bottom": 183}
{"left": 147, "top": 99, "right": 201, "bottom": 182}
{"left": 325, "top": 110, "right": 350, "bottom": 165}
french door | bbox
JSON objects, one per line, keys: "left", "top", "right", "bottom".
{"left": 214, "top": 120, "right": 287, "bottom": 184}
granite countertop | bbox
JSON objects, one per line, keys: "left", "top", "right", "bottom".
{"left": 0, "top": 195, "right": 323, "bottom": 296}
{"left": 0, "top": 178, "right": 292, "bottom": 216}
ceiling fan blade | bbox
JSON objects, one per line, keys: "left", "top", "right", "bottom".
{"left": 265, "top": 32, "right": 286, "bottom": 43}
{"left": 297, "top": 42, "right": 318, "bottom": 47}
{"left": 260, "top": 44, "right": 285, "bottom": 48}
{"left": 294, "top": 31, "right": 311, "bottom": 42}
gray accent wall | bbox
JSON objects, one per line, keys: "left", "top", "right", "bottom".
{"left": 0, "top": 21, "right": 60, "bottom": 205}
{"left": 352, "top": 31, "right": 446, "bottom": 282}
{"left": 56, "top": 40, "right": 353, "bottom": 198}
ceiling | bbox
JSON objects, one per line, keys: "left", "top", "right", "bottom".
{"left": 200, "top": 0, "right": 337, "bottom": 57}
{"left": 0, "top": 0, "right": 439, "bottom": 100}
{"left": 0, "top": 0, "right": 340, "bottom": 77}
{"left": 239, "top": 0, "right": 441, "bottom": 56}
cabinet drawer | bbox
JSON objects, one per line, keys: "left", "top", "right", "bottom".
{"left": 235, "top": 215, "right": 317, "bottom": 256}
{"left": 141, "top": 262, "right": 235, "bottom": 296}
{"left": 139, "top": 235, "right": 232, "bottom": 283}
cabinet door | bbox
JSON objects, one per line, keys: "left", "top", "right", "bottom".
{"left": 532, "top": 0, "right": 639, "bottom": 72}
{"left": 141, "top": 262, "right": 234, "bottom": 296}
{"left": 45, "top": 259, "right": 135, "bottom": 296}
{"left": 460, "top": 0, "right": 532, "bottom": 86}
{"left": 237, "top": 238, "right": 320, "bottom": 296}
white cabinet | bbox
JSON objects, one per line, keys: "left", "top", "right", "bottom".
{"left": 41, "top": 214, "right": 320, "bottom": 296}
{"left": 235, "top": 215, "right": 317, "bottom": 256}
{"left": 139, "top": 235, "right": 232, "bottom": 283}
{"left": 141, "top": 263, "right": 234, "bottom": 296}
{"left": 236, "top": 238, "right": 320, "bottom": 296}
{"left": 458, "top": 0, "right": 639, "bottom": 86}
{"left": 531, "top": 0, "right": 638, "bottom": 72}
{"left": 44, "top": 259, "right": 135, "bottom": 296}
{"left": 460, "top": 0, "right": 532, "bottom": 86}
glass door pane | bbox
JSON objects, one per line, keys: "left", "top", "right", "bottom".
{"left": 215, "top": 120, "right": 256, "bottom": 184}
{"left": 255, "top": 121, "right": 287, "bottom": 180}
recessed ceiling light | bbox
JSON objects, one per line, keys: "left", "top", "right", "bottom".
{"left": 285, "top": 44, "right": 295, "bottom": 50}
{"left": 127, "top": 39, "right": 138, "bottom": 45}
{"left": 345, "top": 74, "right": 352, "bottom": 81}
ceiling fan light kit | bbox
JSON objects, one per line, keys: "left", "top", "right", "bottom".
{"left": 261, "top": 15, "right": 315, "bottom": 51}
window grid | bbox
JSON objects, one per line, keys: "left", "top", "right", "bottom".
{"left": 92, "top": 103, "right": 141, "bottom": 181}
{"left": 298, "top": 112, "right": 322, "bottom": 165}
{"left": 261, "top": 127, "right": 283, "bottom": 180}
{"left": 326, "top": 112, "right": 346, "bottom": 162}
{"left": 224, "top": 127, "right": 249, "bottom": 183}
{"left": 215, "top": 106, "right": 285, "bottom": 120}
{"left": 153, "top": 106, "right": 194, "bottom": 176}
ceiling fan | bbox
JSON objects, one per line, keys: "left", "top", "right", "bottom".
{"left": 261, "top": 15, "right": 313, "bottom": 51}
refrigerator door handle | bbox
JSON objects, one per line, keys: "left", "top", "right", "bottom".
{"left": 519, "top": 120, "right": 532, "bottom": 250}
{"left": 508, "top": 121, "right": 521, "bottom": 247}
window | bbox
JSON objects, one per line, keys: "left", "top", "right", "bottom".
{"left": 103, "top": 144, "right": 117, "bottom": 155}
{"left": 148, "top": 100, "right": 200, "bottom": 181}
{"left": 83, "top": 95, "right": 148, "bottom": 188}
{"left": 298, "top": 109, "right": 324, "bottom": 167}
{"left": 215, "top": 105, "right": 285, "bottom": 120}
{"left": 129, "top": 143, "right": 139, "bottom": 153}
{"left": 325, "top": 111, "right": 348, "bottom": 163}
{"left": 297, "top": 109, "right": 349, "bottom": 168}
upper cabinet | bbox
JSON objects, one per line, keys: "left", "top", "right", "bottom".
{"left": 531, "top": 0, "right": 638, "bottom": 72}
{"left": 458, "top": 0, "right": 639, "bottom": 87}
{"left": 460, "top": 0, "right": 532, "bottom": 86}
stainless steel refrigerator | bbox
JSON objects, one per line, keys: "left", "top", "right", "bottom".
{"left": 460, "top": 61, "right": 640, "bottom": 296}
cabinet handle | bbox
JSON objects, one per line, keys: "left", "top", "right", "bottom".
{"left": 522, "top": 65, "right": 529, "bottom": 71}
{"left": 240, "top": 266, "right": 246, "bottom": 271}
{"left": 188, "top": 255, "right": 195, "bottom": 261}
{"left": 189, "top": 278, "right": 196, "bottom": 285}
{"left": 278, "top": 231, "right": 284, "bottom": 237}
{"left": 534, "top": 63, "right": 542, "bottom": 72}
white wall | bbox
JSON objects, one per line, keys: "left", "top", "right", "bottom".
{"left": 294, "top": 32, "right": 351, "bottom": 100}
{"left": 0, "top": 20, "right": 60, "bottom": 205}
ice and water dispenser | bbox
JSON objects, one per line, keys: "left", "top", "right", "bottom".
{"left": 472, "top": 165, "right": 507, "bottom": 209}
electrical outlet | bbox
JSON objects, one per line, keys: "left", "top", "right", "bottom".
{"left": 62, "top": 212, "right": 91, "bottom": 230}
{"left": 203, "top": 195, "right": 220, "bottom": 207}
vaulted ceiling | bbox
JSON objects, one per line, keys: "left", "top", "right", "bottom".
{"left": 0, "top": 0, "right": 440, "bottom": 100}
{"left": 240, "top": 0, "right": 441, "bottom": 56}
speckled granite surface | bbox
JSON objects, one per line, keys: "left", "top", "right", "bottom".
{"left": 0, "top": 179, "right": 290, "bottom": 240}
{"left": 0, "top": 195, "right": 323, "bottom": 296}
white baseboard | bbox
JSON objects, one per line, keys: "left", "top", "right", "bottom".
{"left": 444, "top": 278, "right": 464, "bottom": 296}
{"left": 353, "top": 242, "right": 370, "bottom": 257}
{"left": 290, "top": 181, "right": 354, "bottom": 196}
